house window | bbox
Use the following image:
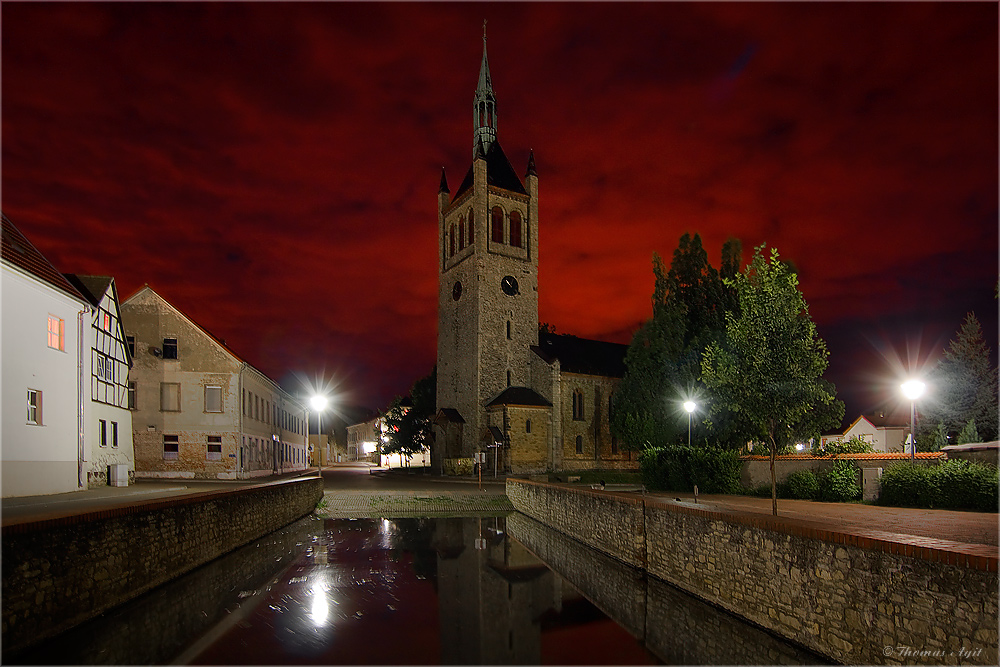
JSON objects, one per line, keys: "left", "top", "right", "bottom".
{"left": 205, "top": 385, "right": 223, "bottom": 413}
{"left": 526, "top": 419, "right": 532, "bottom": 434}
{"left": 126, "top": 335, "right": 135, "bottom": 357}
{"left": 128, "top": 382, "right": 137, "bottom": 410}
{"left": 162, "top": 338, "right": 178, "bottom": 359}
{"left": 27, "top": 389, "right": 41, "bottom": 424}
{"left": 47, "top": 316, "right": 65, "bottom": 351}
{"left": 510, "top": 210, "right": 522, "bottom": 248}
{"left": 491, "top": 207, "right": 504, "bottom": 243}
{"left": 575, "top": 435, "right": 583, "bottom": 454}
{"left": 112, "top": 422, "right": 118, "bottom": 448}
{"left": 100, "top": 419, "right": 108, "bottom": 447}
{"left": 163, "top": 434, "right": 179, "bottom": 460}
{"left": 102, "top": 312, "right": 111, "bottom": 331}
{"left": 160, "top": 382, "right": 181, "bottom": 412}
{"left": 572, "top": 389, "right": 585, "bottom": 420}
{"left": 468, "top": 209, "right": 475, "bottom": 243}
{"left": 207, "top": 435, "right": 223, "bottom": 461}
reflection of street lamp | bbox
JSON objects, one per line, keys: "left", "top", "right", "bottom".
{"left": 900, "top": 380, "right": 925, "bottom": 462}
{"left": 683, "top": 401, "right": 697, "bottom": 446}
{"left": 310, "top": 395, "right": 328, "bottom": 476}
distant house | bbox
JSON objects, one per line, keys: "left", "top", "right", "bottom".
{"left": 64, "top": 274, "right": 135, "bottom": 487}
{"left": 821, "top": 413, "right": 909, "bottom": 453}
{"left": 2, "top": 214, "right": 92, "bottom": 496}
{"left": 121, "top": 285, "right": 308, "bottom": 480}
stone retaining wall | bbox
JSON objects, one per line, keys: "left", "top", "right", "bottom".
{"left": 507, "top": 478, "right": 999, "bottom": 665}
{"left": 1, "top": 477, "right": 323, "bottom": 656}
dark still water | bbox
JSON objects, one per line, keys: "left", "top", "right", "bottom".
{"left": 10, "top": 514, "right": 824, "bottom": 665}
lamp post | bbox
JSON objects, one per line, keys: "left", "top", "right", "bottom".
{"left": 900, "top": 380, "right": 925, "bottom": 462}
{"left": 683, "top": 401, "right": 697, "bottom": 446}
{"left": 310, "top": 395, "right": 328, "bottom": 477}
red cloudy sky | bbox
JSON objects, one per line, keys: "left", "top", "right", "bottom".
{"left": 3, "top": 2, "right": 997, "bottom": 424}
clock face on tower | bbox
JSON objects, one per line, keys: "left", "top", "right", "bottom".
{"left": 501, "top": 275, "right": 519, "bottom": 296}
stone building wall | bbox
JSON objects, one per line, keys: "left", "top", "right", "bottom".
{"left": 557, "top": 373, "right": 634, "bottom": 470}
{"left": 507, "top": 478, "right": 999, "bottom": 665}
{"left": 1, "top": 477, "right": 323, "bottom": 656}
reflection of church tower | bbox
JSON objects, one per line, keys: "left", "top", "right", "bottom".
{"left": 435, "top": 27, "right": 540, "bottom": 468}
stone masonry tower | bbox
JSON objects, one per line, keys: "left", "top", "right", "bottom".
{"left": 435, "top": 27, "right": 540, "bottom": 470}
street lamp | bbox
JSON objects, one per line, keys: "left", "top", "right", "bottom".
{"left": 683, "top": 401, "right": 697, "bottom": 447}
{"left": 900, "top": 379, "right": 925, "bottom": 462}
{"left": 310, "top": 395, "right": 328, "bottom": 476}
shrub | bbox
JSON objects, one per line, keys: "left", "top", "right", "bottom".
{"left": 639, "top": 445, "right": 742, "bottom": 494}
{"left": 785, "top": 469, "right": 820, "bottom": 500}
{"left": 819, "top": 459, "right": 861, "bottom": 502}
{"left": 812, "top": 435, "right": 874, "bottom": 457}
{"left": 879, "top": 460, "right": 998, "bottom": 511}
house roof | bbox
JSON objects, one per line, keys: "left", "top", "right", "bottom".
{"left": 2, "top": 213, "right": 87, "bottom": 303}
{"left": 533, "top": 331, "right": 628, "bottom": 378}
{"left": 485, "top": 386, "right": 552, "bottom": 408}
{"left": 63, "top": 274, "right": 113, "bottom": 307}
{"left": 453, "top": 139, "right": 527, "bottom": 201}
{"left": 742, "top": 452, "right": 944, "bottom": 461}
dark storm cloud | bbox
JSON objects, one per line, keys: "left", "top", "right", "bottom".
{"left": 3, "top": 2, "right": 996, "bottom": 416}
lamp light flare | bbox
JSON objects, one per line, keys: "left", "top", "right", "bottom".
{"left": 683, "top": 401, "right": 697, "bottom": 413}
{"left": 310, "top": 395, "right": 328, "bottom": 411}
{"left": 900, "top": 380, "right": 925, "bottom": 401}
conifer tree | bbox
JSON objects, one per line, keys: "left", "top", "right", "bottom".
{"left": 957, "top": 419, "right": 981, "bottom": 445}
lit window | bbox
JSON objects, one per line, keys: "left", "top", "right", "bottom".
{"left": 102, "top": 313, "right": 111, "bottom": 331}
{"left": 47, "top": 316, "right": 64, "bottom": 351}
{"left": 162, "top": 338, "right": 178, "bottom": 359}
{"left": 27, "top": 389, "right": 41, "bottom": 424}
{"left": 205, "top": 386, "right": 223, "bottom": 413}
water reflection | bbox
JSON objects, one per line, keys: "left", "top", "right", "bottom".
{"left": 7, "top": 514, "right": 824, "bottom": 665}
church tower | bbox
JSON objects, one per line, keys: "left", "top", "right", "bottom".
{"left": 435, "top": 27, "right": 540, "bottom": 470}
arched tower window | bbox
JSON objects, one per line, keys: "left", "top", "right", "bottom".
{"left": 468, "top": 209, "right": 475, "bottom": 243}
{"left": 459, "top": 216, "right": 466, "bottom": 250}
{"left": 491, "top": 207, "right": 504, "bottom": 243}
{"left": 575, "top": 435, "right": 583, "bottom": 454}
{"left": 510, "top": 210, "right": 522, "bottom": 248}
{"left": 449, "top": 224, "right": 455, "bottom": 257}
{"left": 526, "top": 419, "right": 532, "bottom": 434}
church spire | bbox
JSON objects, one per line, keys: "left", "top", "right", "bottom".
{"left": 473, "top": 20, "right": 497, "bottom": 157}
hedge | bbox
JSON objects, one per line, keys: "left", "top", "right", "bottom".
{"left": 878, "top": 460, "right": 998, "bottom": 511}
{"left": 639, "top": 445, "right": 742, "bottom": 494}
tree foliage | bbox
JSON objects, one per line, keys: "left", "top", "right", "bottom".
{"left": 611, "top": 233, "right": 742, "bottom": 450}
{"left": 382, "top": 367, "right": 436, "bottom": 461}
{"left": 701, "top": 245, "right": 843, "bottom": 515}
{"left": 922, "top": 313, "right": 998, "bottom": 442}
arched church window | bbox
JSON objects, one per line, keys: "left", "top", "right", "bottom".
{"left": 575, "top": 435, "right": 583, "bottom": 454}
{"left": 491, "top": 207, "right": 504, "bottom": 243}
{"left": 468, "top": 209, "right": 475, "bottom": 243}
{"left": 449, "top": 224, "right": 455, "bottom": 257}
{"left": 459, "top": 216, "right": 466, "bottom": 250}
{"left": 510, "top": 210, "right": 522, "bottom": 248}
{"left": 572, "top": 389, "right": 585, "bottom": 421}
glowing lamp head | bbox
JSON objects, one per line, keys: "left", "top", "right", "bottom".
{"left": 901, "top": 380, "right": 925, "bottom": 401}
{"left": 310, "top": 395, "right": 328, "bottom": 411}
{"left": 683, "top": 401, "right": 697, "bottom": 414}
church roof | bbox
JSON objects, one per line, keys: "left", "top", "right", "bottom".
{"left": 485, "top": 386, "right": 552, "bottom": 408}
{"left": 533, "top": 332, "right": 629, "bottom": 378}
{"left": 453, "top": 139, "right": 527, "bottom": 201}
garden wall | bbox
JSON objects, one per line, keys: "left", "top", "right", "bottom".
{"left": 1, "top": 476, "right": 323, "bottom": 656}
{"left": 740, "top": 452, "right": 942, "bottom": 489}
{"left": 507, "top": 478, "right": 998, "bottom": 665}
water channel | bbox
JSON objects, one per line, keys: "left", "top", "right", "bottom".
{"left": 10, "top": 512, "right": 829, "bottom": 665}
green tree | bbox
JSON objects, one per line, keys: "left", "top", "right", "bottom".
{"left": 957, "top": 419, "right": 981, "bottom": 445}
{"left": 382, "top": 368, "right": 437, "bottom": 464}
{"left": 701, "top": 245, "right": 843, "bottom": 515}
{"left": 923, "top": 313, "right": 998, "bottom": 441}
{"left": 612, "top": 234, "right": 742, "bottom": 450}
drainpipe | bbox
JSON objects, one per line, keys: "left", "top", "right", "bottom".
{"left": 77, "top": 305, "right": 90, "bottom": 488}
{"left": 238, "top": 362, "right": 245, "bottom": 479}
